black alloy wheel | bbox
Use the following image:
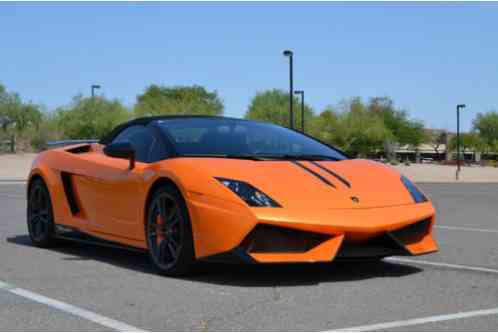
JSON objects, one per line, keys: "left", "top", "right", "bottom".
{"left": 146, "top": 185, "right": 194, "bottom": 276}
{"left": 27, "top": 178, "right": 55, "bottom": 247}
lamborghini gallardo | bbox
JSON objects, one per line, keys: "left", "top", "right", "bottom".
{"left": 27, "top": 116, "right": 438, "bottom": 275}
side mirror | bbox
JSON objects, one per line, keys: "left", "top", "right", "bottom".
{"left": 103, "top": 142, "right": 135, "bottom": 169}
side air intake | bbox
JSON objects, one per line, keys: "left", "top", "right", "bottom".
{"left": 66, "top": 144, "right": 92, "bottom": 154}
{"left": 60, "top": 172, "right": 80, "bottom": 215}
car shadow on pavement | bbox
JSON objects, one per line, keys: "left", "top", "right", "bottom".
{"left": 7, "top": 234, "right": 422, "bottom": 287}
{"left": 190, "top": 261, "right": 423, "bottom": 287}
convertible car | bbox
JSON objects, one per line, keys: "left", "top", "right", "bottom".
{"left": 27, "top": 116, "right": 438, "bottom": 275}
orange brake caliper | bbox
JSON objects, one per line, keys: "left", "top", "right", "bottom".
{"left": 156, "top": 214, "right": 164, "bottom": 246}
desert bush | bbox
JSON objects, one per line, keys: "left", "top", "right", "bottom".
{"left": 135, "top": 85, "right": 223, "bottom": 117}
{"left": 55, "top": 95, "right": 130, "bottom": 139}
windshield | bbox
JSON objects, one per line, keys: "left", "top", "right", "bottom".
{"left": 155, "top": 118, "right": 347, "bottom": 160}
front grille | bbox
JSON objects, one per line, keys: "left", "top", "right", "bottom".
{"left": 337, "top": 233, "right": 408, "bottom": 258}
{"left": 240, "top": 224, "right": 330, "bottom": 253}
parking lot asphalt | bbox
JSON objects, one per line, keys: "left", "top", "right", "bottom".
{"left": 0, "top": 182, "right": 497, "bottom": 331}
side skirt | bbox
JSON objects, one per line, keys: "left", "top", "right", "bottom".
{"left": 54, "top": 224, "right": 147, "bottom": 254}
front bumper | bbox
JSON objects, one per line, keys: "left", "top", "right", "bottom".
{"left": 188, "top": 193, "right": 437, "bottom": 263}
{"left": 204, "top": 217, "right": 437, "bottom": 264}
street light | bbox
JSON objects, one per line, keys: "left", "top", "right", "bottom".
{"left": 456, "top": 104, "right": 466, "bottom": 180}
{"left": 294, "top": 90, "right": 304, "bottom": 132}
{"left": 91, "top": 84, "right": 101, "bottom": 98}
{"left": 283, "top": 50, "right": 294, "bottom": 129}
{"left": 90, "top": 85, "right": 101, "bottom": 138}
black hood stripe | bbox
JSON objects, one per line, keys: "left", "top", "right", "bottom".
{"left": 309, "top": 161, "right": 351, "bottom": 188}
{"left": 291, "top": 161, "right": 336, "bottom": 188}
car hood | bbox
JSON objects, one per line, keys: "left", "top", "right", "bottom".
{"left": 163, "top": 158, "right": 416, "bottom": 209}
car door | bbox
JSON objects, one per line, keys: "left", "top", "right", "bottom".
{"left": 85, "top": 125, "right": 158, "bottom": 240}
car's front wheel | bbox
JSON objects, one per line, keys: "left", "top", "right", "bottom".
{"left": 27, "top": 178, "right": 56, "bottom": 247}
{"left": 145, "top": 184, "right": 195, "bottom": 276}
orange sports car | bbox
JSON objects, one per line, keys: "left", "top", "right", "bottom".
{"left": 27, "top": 116, "right": 438, "bottom": 275}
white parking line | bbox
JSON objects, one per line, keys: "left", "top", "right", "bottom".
{"left": 0, "top": 181, "right": 27, "bottom": 185}
{"left": 334, "top": 306, "right": 498, "bottom": 331}
{"left": 0, "top": 279, "right": 146, "bottom": 331}
{"left": 436, "top": 225, "right": 498, "bottom": 233}
{"left": 387, "top": 258, "right": 498, "bottom": 275}
{"left": 0, "top": 193, "right": 24, "bottom": 199}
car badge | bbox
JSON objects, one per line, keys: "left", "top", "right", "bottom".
{"left": 350, "top": 196, "right": 360, "bottom": 203}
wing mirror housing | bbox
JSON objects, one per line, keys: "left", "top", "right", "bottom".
{"left": 103, "top": 142, "right": 135, "bottom": 169}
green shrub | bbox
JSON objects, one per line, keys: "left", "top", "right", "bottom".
{"left": 55, "top": 95, "right": 130, "bottom": 140}
{"left": 30, "top": 132, "right": 48, "bottom": 151}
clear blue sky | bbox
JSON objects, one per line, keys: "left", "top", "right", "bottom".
{"left": 2, "top": 2, "right": 498, "bottom": 131}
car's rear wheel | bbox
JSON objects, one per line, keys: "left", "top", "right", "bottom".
{"left": 27, "top": 178, "right": 56, "bottom": 247}
{"left": 146, "top": 185, "right": 195, "bottom": 276}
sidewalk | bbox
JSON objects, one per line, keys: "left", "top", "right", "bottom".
{"left": 394, "top": 164, "right": 498, "bottom": 183}
{"left": 0, "top": 153, "right": 36, "bottom": 181}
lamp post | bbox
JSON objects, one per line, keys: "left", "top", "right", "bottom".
{"left": 91, "top": 84, "right": 101, "bottom": 98}
{"left": 456, "top": 104, "right": 466, "bottom": 180}
{"left": 91, "top": 85, "right": 101, "bottom": 139}
{"left": 283, "top": 50, "right": 294, "bottom": 129}
{"left": 294, "top": 90, "right": 304, "bottom": 132}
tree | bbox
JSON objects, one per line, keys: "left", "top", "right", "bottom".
{"left": 404, "top": 120, "right": 427, "bottom": 162}
{"left": 30, "top": 112, "right": 65, "bottom": 151}
{"left": 366, "top": 96, "right": 426, "bottom": 160}
{"left": 337, "top": 98, "right": 391, "bottom": 157}
{"left": 245, "top": 89, "right": 313, "bottom": 128}
{"left": 308, "top": 107, "right": 343, "bottom": 147}
{"left": 55, "top": 95, "right": 130, "bottom": 139}
{"left": 427, "top": 130, "right": 447, "bottom": 160}
{"left": 0, "top": 83, "right": 42, "bottom": 133}
{"left": 473, "top": 111, "right": 498, "bottom": 154}
{"left": 448, "top": 132, "right": 484, "bottom": 159}
{"left": 134, "top": 85, "right": 224, "bottom": 117}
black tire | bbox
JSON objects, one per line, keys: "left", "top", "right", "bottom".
{"left": 27, "top": 178, "right": 56, "bottom": 247}
{"left": 145, "top": 184, "right": 195, "bottom": 276}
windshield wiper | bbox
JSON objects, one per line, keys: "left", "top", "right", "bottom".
{"left": 269, "top": 154, "right": 341, "bottom": 161}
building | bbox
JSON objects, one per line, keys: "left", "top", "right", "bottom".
{"left": 392, "top": 129, "right": 496, "bottom": 162}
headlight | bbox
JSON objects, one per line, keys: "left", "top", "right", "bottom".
{"left": 401, "top": 175, "right": 428, "bottom": 203}
{"left": 215, "top": 177, "right": 281, "bottom": 207}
